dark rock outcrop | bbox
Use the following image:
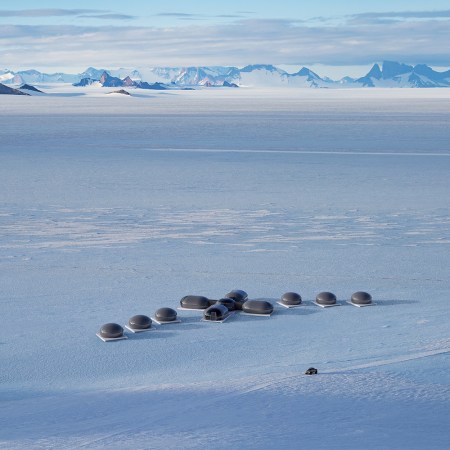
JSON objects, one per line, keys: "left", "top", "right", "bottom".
{"left": 99, "top": 71, "right": 123, "bottom": 87}
{"left": 0, "top": 83, "right": 30, "bottom": 95}
{"left": 135, "top": 81, "right": 167, "bottom": 90}
{"left": 107, "top": 89, "right": 131, "bottom": 95}
{"left": 20, "top": 84, "right": 44, "bottom": 93}
{"left": 223, "top": 81, "right": 239, "bottom": 87}
{"left": 73, "top": 77, "right": 98, "bottom": 86}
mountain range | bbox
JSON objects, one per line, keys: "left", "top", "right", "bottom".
{"left": 354, "top": 61, "right": 450, "bottom": 88}
{"left": 1, "top": 61, "right": 450, "bottom": 89}
{"left": 73, "top": 71, "right": 171, "bottom": 90}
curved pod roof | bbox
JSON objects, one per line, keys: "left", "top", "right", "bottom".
{"left": 180, "top": 295, "right": 210, "bottom": 309}
{"left": 155, "top": 307, "right": 177, "bottom": 322}
{"left": 351, "top": 291, "right": 372, "bottom": 305}
{"left": 203, "top": 304, "right": 230, "bottom": 321}
{"left": 225, "top": 290, "right": 248, "bottom": 310}
{"left": 242, "top": 299, "right": 274, "bottom": 315}
{"left": 99, "top": 323, "right": 124, "bottom": 339}
{"left": 226, "top": 290, "right": 248, "bottom": 301}
{"left": 128, "top": 315, "right": 152, "bottom": 330}
{"left": 316, "top": 292, "right": 337, "bottom": 306}
{"left": 215, "top": 297, "right": 236, "bottom": 311}
{"left": 281, "top": 292, "right": 302, "bottom": 305}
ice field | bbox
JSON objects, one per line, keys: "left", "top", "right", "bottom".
{"left": 1, "top": 87, "right": 450, "bottom": 449}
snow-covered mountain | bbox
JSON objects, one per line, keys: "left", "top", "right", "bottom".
{"left": 355, "top": 61, "right": 450, "bottom": 88}
{"left": 234, "top": 64, "right": 289, "bottom": 87}
{"left": 125, "top": 66, "right": 240, "bottom": 86}
{"left": 0, "top": 69, "right": 15, "bottom": 83}
{"left": 288, "top": 67, "right": 331, "bottom": 88}
{"left": 1, "top": 69, "right": 79, "bottom": 85}
{"left": 131, "top": 64, "right": 328, "bottom": 87}
{"left": 79, "top": 67, "right": 107, "bottom": 80}
{"left": 2, "top": 62, "right": 450, "bottom": 88}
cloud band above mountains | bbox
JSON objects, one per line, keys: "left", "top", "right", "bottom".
{"left": 0, "top": 9, "right": 449, "bottom": 69}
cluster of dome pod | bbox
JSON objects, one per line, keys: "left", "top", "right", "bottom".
{"left": 98, "top": 289, "right": 373, "bottom": 338}
{"left": 98, "top": 308, "right": 179, "bottom": 340}
{"left": 279, "top": 290, "right": 372, "bottom": 307}
{"left": 314, "top": 291, "right": 373, "bottom": 306}
{"left": 181, "top": 290, "right": 275, "bottom": 321}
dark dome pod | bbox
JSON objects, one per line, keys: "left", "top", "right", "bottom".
{"left": 351, "top": 291, "right": 372, "bottom": 305}
{"left": 215, "top": 297, "right": 236, "bottom": 311}
{"left": 128, "top": 315, "right": 152, "bottom": 330}
{"left": 316, "top": 292, "right": 337, "bottom": 306}
{"left": 203, "top": 304, "right": 229, "bottom": 321}
{"left": 155, "top": 307, "right": 177, "bottom": 322}
{"left": 281, "top": 292, "right": 302, "bottom": 306}
{"left": 180, "top": 295, "right": 210, "bottom": 309}
{"left": 242, "top": 299, "right": 274, "bottom": 315}
{"left": 99, "top": 323, "right": 124, "bottom": 339}
{"left": 226, "top": 289, "right": 248, "bottom": 301}
{"left": 225, "top": 290, "right": 248, "bottom": 310}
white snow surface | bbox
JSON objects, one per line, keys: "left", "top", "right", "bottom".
{"left": 1, "top": 87, "right": 450, "bottom": 449}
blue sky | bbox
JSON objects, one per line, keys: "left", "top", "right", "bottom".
{"left": 1, "top": 1, "right": 450, "bottom": 76}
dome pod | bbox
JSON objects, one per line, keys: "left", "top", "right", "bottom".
{"left": 203, "top": 304, "right": 230, "bottom": 321}
{"left": 155, "top": 307, "right": 177, "bottom": 322}
{"left": 281, "top": 292, "right": 302, "bottom": 306}
{"left": 180, "top": 295, "right": 210, "bottom": 309}
{"left": 316, "top": 292, "right": 337, "bottom": 306}
{"left": 351, "top": 291, "right": 372, "bottom": 305}
{"left": 128, "top": 315, "right": 152, "bottom": 330}
{"left": 215, "top": 298, "right": 236, "bottom": 311}
{"left": 98, "top": 323, "right": 125, "bottom": 341}
{"left": 242, "top": 299, "right": 273, "bottom": 315}
{"left": 225, "top": 290, "right": 248, "bottom": 310}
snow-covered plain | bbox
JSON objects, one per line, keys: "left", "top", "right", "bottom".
{"left": 1, "top": 87, "right": 450, "bottom": 449}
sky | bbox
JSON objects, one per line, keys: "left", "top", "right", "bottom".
{"left": 1, "top": 0, "right": 450, "bottom": 78}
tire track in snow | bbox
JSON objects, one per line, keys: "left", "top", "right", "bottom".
{"left": 319, "top": 347, "right": 450, "bottom": 374}
{"left": 148, "top": 148, "right": 450, "bottom": 157}
{"left": 220, "top": 346, "right": 450, "bottom": 399}
{"left": 40, "top": 347, "right": 450, "bottom": 449}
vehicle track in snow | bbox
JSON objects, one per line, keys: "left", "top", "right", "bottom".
{"left": 318, "top": 346, "right": 450, "bottom": 374}
{"left": 4, "top": 346, "right": 449, "bottom": 450}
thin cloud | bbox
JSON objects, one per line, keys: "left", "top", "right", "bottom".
{"left": 216, "top": 14, "right": 246, "bottom": 18}
{"left": 155, "top": 12, "right": 250, "bottom": 20}
{"left": 156, "top": 12, "right": 200, "bottom": 18}
{"left": 354, "top": 9, "right": 450, "bottom": 20}
{"left": 79, "top": 14, "right": 135, "bottom": 20}
{"left": 0, "top": 9, "right": 106, "bottom": 17}
{"left": 348, "top": 9, "right": 450, "bottom": 25}
{"left": 178, "top": 18, "right": 208, "bottom": 21}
